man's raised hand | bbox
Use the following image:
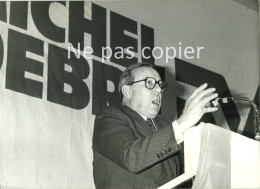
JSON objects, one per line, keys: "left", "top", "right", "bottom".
{"left": 177, "top": 83, "right": 218, "bottom": 133}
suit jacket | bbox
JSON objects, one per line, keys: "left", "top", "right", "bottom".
{"left": 92, "top": 105, "right": 182, "bottom": 189}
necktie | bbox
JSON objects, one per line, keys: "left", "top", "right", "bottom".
{"left": 146, "top": 118, "right": 157, "bottom": 132}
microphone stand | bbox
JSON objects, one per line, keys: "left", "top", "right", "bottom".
{"left": 213, "top": 97, "right": 260, "bottom": 142}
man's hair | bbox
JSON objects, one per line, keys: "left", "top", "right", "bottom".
{"left": 118, "top": 63, "right": 153, "bottom": 100}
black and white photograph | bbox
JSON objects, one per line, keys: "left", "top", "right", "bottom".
{"left": 0, "top": 0, "right": 259, "bottom": 188}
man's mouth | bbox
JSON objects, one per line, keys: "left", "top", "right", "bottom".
{"left": 152, "top": 98, "right": 160, "bottom": 106}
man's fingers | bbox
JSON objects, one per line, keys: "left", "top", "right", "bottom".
{"left": 187, "top": 83, "right": 208, "bottom": 100}
{"left": 200, "top": 93, "right": 218, "bottom": 107}
{"left": 188, "top": 88, "right": 216, "bottom": 109}
{"left": 194, "top": 88, "right": 216, "bottom": 102}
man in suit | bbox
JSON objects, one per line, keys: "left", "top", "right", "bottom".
{"left": 92, "top": 63, "right": 218, "bottom": 189}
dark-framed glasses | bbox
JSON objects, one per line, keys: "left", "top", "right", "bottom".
{"left": 127, "top": 77, "right": 167, "bottom": 92}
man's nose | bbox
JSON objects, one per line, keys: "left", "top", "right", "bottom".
{"left": 153, "top": 83, "right": 162, "bottom": 94}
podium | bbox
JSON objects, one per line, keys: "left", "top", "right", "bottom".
{"left": 158, "top": 123, "right": 260, "bottom": 188}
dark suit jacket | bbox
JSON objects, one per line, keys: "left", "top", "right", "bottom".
{"left": 92, "top": 105, "right": 182, "bottom": 189}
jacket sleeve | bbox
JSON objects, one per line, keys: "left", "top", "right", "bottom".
{"left": 92, "top": 107, "right": 181, "bottom": 174}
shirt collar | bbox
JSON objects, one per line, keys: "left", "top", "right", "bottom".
{"left": 138, "top": 113, "right": 147, "bottom": 121}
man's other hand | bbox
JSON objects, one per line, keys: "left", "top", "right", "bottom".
{"left": 177, "top": 83, "right": 218, "bottom": 133}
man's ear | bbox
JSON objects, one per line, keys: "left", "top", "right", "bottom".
{"left": 121, "top": 85, "right": 132, "bottom": 99}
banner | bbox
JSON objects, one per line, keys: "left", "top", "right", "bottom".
{"left": 0, "top": 1, "right": 258, "bottom": 188}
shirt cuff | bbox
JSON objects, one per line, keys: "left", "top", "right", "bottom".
{"left": 172, "top": 121, "right": 184, "bottom": 144}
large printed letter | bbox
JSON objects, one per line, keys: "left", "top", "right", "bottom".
{"left": 110, "top": 11, "right": 137, "bottom": 66}
{"left": 92, "top": 60, "right": 121, "bottom": 115}
{"left": 141, "top": 24, "right": 154, "bottom": 64}
{"left": 10, "top": 1, "right": 28, "bottom": 30}
{"left": 69, "top": 2, "right": 106, "bottom": 58}
{"left": 48, "top": 44, "right": 90, "bottom": 109}
{"left": 175, "top": 58, "right": 241, "bottom": 131}
{"left": 6, "top": 29, "right": 44, "bottom": 98}
{"left": 0, "top": 2, "right": 7, "bottom": 22}
{"left": 31, "top": 1, "right": 65, "bottom": 42}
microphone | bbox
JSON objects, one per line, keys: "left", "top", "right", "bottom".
{"left": 209, "top": 97, "right": 260, "bottom": 141}
{"left": 209, "top": 97, "right": 238, "bottom": 107}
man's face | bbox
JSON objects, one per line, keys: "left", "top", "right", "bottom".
{"left": 128, "top": 67, "right": 162, "bottom": 119}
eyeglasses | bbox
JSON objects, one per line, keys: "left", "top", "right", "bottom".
{"left": 126, "top": 77, "right": 167, "bottom": 92}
